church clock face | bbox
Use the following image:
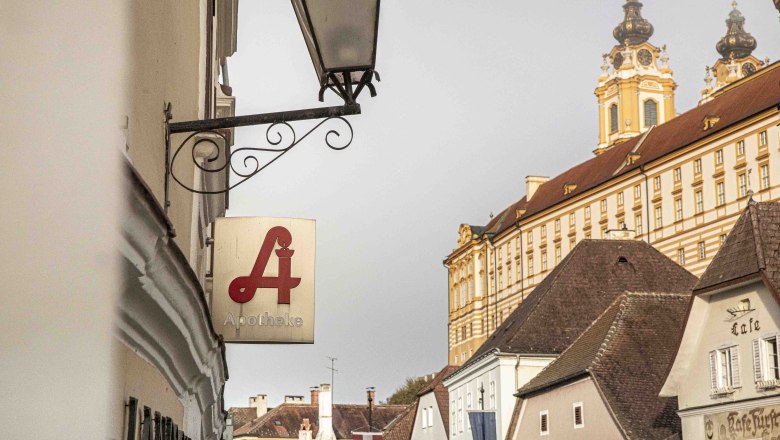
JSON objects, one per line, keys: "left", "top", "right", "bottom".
{"left": 637, "top": 49, "right": 653, "bottom": 66}
{"left": 613, "top": 53, "right": 624, "bottom": 69}
{"left": 742, "top": 62, "right": 756, "bottom": 76}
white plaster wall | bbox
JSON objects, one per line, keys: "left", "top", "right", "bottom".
{"left": 411, "top": 392, "right": 447, "bottom": 440}
{"left": 677, "top": 281, "right": 780, "bottom": 411}
{"left": 445, "top": 355, "right": 554, "bottom": 440}
{"left": 513, "top": 378, "right": 623, "bottom": 440}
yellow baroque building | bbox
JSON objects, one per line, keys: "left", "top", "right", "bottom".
{"left": 445, "top": 1, "right": 780, "bottom": 365}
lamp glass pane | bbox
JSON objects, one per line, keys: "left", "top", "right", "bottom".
{"left": 292, "top": 0, "right": 324, "bottom": 81}
{"left": 304, "top": 0, "right": 377, "bottom": 72}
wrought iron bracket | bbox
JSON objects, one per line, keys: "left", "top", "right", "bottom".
{"left": 162, "top": 103, "right": 360, "bottom": 213}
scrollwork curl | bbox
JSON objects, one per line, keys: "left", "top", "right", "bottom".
{"left": 168, "top": 116, "right": 355, "bottom": 195}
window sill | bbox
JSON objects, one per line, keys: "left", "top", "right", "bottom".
{"left": 757, "top": 379, "right": 780, "bottom": 390}
{"left": 710, "top": 387, "right": 738, "bottom": 397}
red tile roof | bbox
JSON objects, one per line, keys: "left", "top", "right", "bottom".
{"left": 517, "top": 292, "right": 691, "bottom": 440}
{"left": 234, "top": 403, "right": 408, "bottom": 439}
{"left": 477, "top": 62, "right": 780, "bottom": 238}
{"left": 382, "top": 401, "right": 418, "bottom": 440}
{"left": 229, "top": 407, "right": 259, "bottom": 432}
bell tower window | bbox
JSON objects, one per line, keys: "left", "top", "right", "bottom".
{"left": 610, "top": 104, "right": 619, "bottom": 133}
{"left": 644, "top": 100, "right": 658, "bottom": 127}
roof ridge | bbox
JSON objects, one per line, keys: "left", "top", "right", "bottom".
{"left": 588, "top": 295, "right": 629, "bottom": 371}
{"left": 748, "top": 201, "right": 767, "bottom": 270}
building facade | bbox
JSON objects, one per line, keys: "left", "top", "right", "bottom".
{"left": 662, "top": 202, "right": 780, "bottom": 440}
{"left": 512, "top": 293, "right": 690, "bottom": 440}
{"left": 117, "top": 0, "right": 238, "bottom": 438}
{"left": 410, "top": 366, "right": 457, "bottom": 440}
{"left": 444, "top": 240, "right": 698, "bottom": 440}
{"left": 446, "top": 0, "right": 780, "bottom": 366}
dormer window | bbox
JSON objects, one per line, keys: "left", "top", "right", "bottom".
{"left": 563, "top": 183, "right": 578, "bottom": 195}
{"left": 703, "top": 115, "right": 721, "bottom": 131}
{"left": 626, "top": 152, "right": 641, "bottom": 166}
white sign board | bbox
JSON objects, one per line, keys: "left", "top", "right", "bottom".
{"left": 212, "top": 217, "right": 315, "bottom": 343}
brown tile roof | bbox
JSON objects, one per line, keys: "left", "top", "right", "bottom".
{"left": 696, "top": 201, "right": 780, "bottom": 294}
{"left": 234, "top": 403, "right": 408, "bottom": 438}
{"left": 481, "top": 62, "right": 780, "bottom": 237}
{"left": 382, "top": 401, "right": 418, "bottom": 440}
{"left": 460, "top": 240, "right": 697, "bottom": 368}
{"left": 517, "top": 292, "right": 691, "bottom": 440}
{"left": 229, "top": 407, "right": 259, "bottom": 432}
{"left": 415, "top": 365, "right": 459, "bottom": 437}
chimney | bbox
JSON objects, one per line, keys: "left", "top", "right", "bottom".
{"left": 248, "top": 394, "right": 268, "bottom": 418}
{"left": 299, "top": 418, "right": 313, "bottom": 440}
{"left": 315, "top": 384, "right": 336, "bottom": 440}
{"left": 285, "top": 395, "right": 305, "bottom": 404}
{"left": 526, "top": 176, "right": 549, "bottom": 201}
{"left": 366, "top": 387, "right": 375, "bottom": 432}
{"left": 311, "top": 387, "right": 320, "bottom": 406}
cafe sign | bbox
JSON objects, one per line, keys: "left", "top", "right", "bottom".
{"left": 704, "top": 405, "right": 780, "bottom": 439}
{"left": 212, "top": 217, "right": 315, "bottom": 343}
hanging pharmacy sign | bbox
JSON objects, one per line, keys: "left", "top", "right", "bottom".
{"left": 212, "top": 217, "right": 315, "bottom": 343}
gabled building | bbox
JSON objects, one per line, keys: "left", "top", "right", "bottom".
{"left": 410, "top": 365, "right": 459, "bottom": 440}
{"left": 510, "top": 292, "right": 690, "bottom": 440}
{"left": 446, "top": 0, "right": 779, "bottom": 367}
{"left": 443, "top": 240, "right": 698, "bottom": 440}
{"left": 661, "top": 201, "right": 780, "bottom": 440}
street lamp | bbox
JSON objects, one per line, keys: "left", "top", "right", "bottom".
{"left": 292, "top": 0, "right": 381, "bottom": 104}
{"left": 162, "top": 1, "right": 382, "bottom": 214}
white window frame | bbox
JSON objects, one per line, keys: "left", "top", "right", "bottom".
{"left": 695, "top": 190, "right": 704, "bottom": 214}
{"left": 710, "top": 345, "right": 741, "bottom": 395}
{"left": 759, "top": 131, "right": 768, "bottom": 147}
{"left": 421, "top": 407, "right": 428, "bottom": 429}
{"left": 761, "top": 164, "right": 770, "bottom": 190}
{"left": 635, "top": 213, "right": 643, "bottom": 235}
{"left": 754, "top": 335, "right": 780, "bottom": 389}
{"left": 540, "top": 410, "right": 549, "bottom": 436}
{"left": 573, "top": 402, "right": 584, "bottom": 429}
{"left": 457, "top": 397, "right": 463, "bottom": 433}
{"left": 489, "top": 381, "right": 496, "bottom": 410}
{"left": 694, "top": 158, "right": 702, "bottom": 174}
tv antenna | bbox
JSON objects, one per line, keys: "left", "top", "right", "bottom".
{"left": 327, "top": 356, "right": 338, "bottom": 402}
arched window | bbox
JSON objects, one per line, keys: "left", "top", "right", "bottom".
{"left": 644, "top": 100, "right": 658, "bottom": 127}
{"left": 610, "top": 104, "right": 619, "bottom": 133}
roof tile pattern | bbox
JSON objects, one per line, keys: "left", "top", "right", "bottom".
{"left": 463, "top": 240, "right": 697, "bottom": 367}
{"left": 234, "top": 404, "right": 408, "bottom": 439}
{"left": 382, "top": 401, "right": 418, "bottom": 440}
{"left": 229, "top": 407, "right": 259, "bottom": 432}
{"left": 696, "top": 202, "right": 780, "bottom": 293}
{"left": 517, "top": 293, "right": 691, "bottom": 440}
{"left": 477, "top": 63, "right": 780, "bottom": 238}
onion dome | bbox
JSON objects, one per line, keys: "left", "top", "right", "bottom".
{"left": 613, "top": 1, "right": 654, "bottom": 46}
{"left": 716, "top": 2, "right": 757, "bottom": 60}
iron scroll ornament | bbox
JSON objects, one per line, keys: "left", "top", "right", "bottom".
{"left": 168, "top": 116, "right": 353, "bottom": 195}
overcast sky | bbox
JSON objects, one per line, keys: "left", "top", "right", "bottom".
{"left": 223, "top": 0, "right": 780, "bottom": 408}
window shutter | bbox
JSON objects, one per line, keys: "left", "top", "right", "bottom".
{"left": 710, "top": 351, "right": 718, "bottom": 390}
{"left": 753, "top": 339, "right": 764, "bottom": 383}
{"left": 731, "top": 347, "right": 742, "bottom": 388}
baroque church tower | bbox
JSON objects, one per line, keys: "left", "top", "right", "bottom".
{"left": 594, "top": 1, "right": 676, "bottom": 155}
{"left": 701, "top": 1, "right": 766, "bottom": 102}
